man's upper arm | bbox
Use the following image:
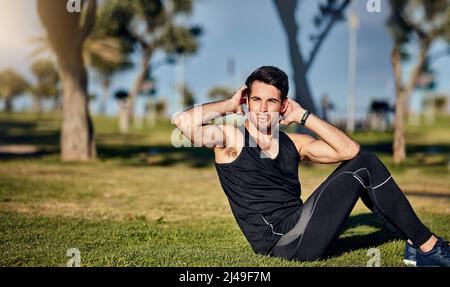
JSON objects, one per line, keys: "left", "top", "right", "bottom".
{"left": 287, "top": 133, "right": 346, "bottom": 163}
{"left": 178, "top": 123, "right": 238, "bottom": 149}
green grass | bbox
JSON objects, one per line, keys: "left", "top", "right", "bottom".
{"left": 2, "top": 211, "right": 448, "bottom": 267}
{"left": 0, "top": 112, "right": 449, "bottom": 266}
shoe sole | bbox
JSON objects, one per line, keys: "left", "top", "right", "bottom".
{"left": 402, "top": 259, "right": 417, "bottom": 266}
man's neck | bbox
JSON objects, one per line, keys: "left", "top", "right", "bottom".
{"left": 245, "top": 120, "right": 280, "bottom": 153}
{"left": 245, "top": 120, "right": 278, "bottom": 140}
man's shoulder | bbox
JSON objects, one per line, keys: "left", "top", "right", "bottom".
{"left": 213, "top": 124, "right": 245, "bottom": 164}
{"left": 285, "top": 132, "right": 316, "bottom": 152}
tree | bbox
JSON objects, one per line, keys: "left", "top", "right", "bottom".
{"left": 37, "top": 0, "right": 98, "bottom": 161}
{"left": 32, "top": 1, "right": 130, "bottom": 117}
{"left": 118, "top": 0, "right": 202, "bottom": 134}
{"left": 145, "top": 99, "right": 167, "bottom": 128}
{"left": 273, "top": 0, "right": 351, "bottom": 129}
{"left": 387, "top": 0, "right": 450, "bottom": 164}
{"left": 207, "top": 85, "right": 235, "bottom": 101}
{"left": 114, "top": 90, "right": 129, "bottom": 132}
{"left": 0, "top": 69, "right": 29, "bottom": 113}
{"left": 90, "top": 0, "right": 135, "bottom": 115}
{"left": 29, "top": 59, "right": 59, "bottom": 113}
{"left": 154, "top": 100, "right": 168, "bottom": 117}
{"left": 179, "top": 84, "right": 195, "bottom": 107}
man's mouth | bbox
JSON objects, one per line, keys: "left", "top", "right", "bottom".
{"left": 257, "top": 113, "right": 270, "bottom": 122}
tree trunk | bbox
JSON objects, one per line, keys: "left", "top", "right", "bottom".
{"left": 122, "top": 50, "right": 152, "bottom": 134}
{"left": 391, "top": 39, "right": 430, "bottom": 164}
{"left": 393, "top": 90, "right": 406, "bottom": 164}
{"left": 273, "top": 0, "right": 316, "bottom": 114}
{"left": 118, "top": 100, "right": 128, "bottom": 133}
{"left": 4, "top": 96, "right": 13, "bottom": 113}
{"left": 392, "top": 47, "right": 406, "bottom": 164}
{"left": 273, "top": 0, "right": 318, "bottom": 134}
{"left": 37, "top": 0, "right": 97, "bottom": 161}
{"left": 98, "top": 77, "right": 111, "bottom": 115}
{"left": 404, "top": 39, "right": 431, "bottom": 125}
{"left": 59, "top": 54, "right": 96, "bottom": 161}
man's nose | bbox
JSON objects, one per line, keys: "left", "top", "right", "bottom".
{"left": 259, "top": 102, "right": 268, "bottom": 112}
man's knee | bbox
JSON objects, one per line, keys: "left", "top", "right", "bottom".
{"left": 349, "top": 151, "right": 383, "bottom": 168}
{"left": 351, "top": 151, "right": 391, "bottom": 184}
{"left": 353, "top": 151, "right": 378, "bottom": 162}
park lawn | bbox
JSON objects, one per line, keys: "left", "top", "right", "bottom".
{"left": 0, "top": 113, "right": 449, "bottom": 266}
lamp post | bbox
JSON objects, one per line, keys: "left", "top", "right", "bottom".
{"left": 347, "top": 7, "right": 359, "bottom": 133}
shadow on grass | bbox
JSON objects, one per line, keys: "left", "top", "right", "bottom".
{"left": 362, "top": 141, "right": 450, "bottom": 156}
{"left": 323, "top": 213, "right": 403, "bottom": 259}
{"left": 0, "top": 119, "right": 59, "bottom": 160}
{"left": 0, "top": 120, "right": 37, "bottom": 131}
{"left": 0, "top": 149, "right": 55, "bottom": 160}
{"left": 97, "top": 144, "right": 215, "bottom": 168}
{"left": 0, "top": 119, "right": 60, "bottom": 146}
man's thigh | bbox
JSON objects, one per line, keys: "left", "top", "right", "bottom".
{"left": 273, "top": 170, "right": 362, "bottom": 261}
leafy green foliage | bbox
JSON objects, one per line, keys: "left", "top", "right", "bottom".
{"left": 0, "top": 69, "right": 29, "bottom": 100}
{"left": 207, "top": 86, "right": 235, "bottom": 100}
{"left": 30, "top": 59, "right": 59, "bottom": 101}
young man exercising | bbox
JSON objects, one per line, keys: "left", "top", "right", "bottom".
{"left": 173, "top": 66, "right": 449, "bottom": 266}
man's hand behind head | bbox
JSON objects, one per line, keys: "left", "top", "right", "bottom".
{"left": 228, "top": 85, "right": 248, "bottom": 116}
{"left": 279, "top": 99, "right": 305, "bottom": 126}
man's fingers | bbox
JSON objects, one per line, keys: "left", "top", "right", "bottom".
{"left": 236, "top": 85, "right": 247, "bottom": 96}
{"left": 238, "top": 85, "right": 247, "bottom": 91}
{"left": 236, "top": 105, "right": 245, "bottom": 116}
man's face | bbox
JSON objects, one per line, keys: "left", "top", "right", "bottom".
{"left": 246, "top": 81, "right": 287, "bottom": 133}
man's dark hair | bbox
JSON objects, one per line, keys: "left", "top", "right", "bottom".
{"left": 245, "top": 66, "right": 289, "bottom": 102}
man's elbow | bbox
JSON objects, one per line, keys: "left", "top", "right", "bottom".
{"left": 342, "top": 142, "right": 360, "bottom": 160}
{"left": 172, "top": 112, "right": 190, "bottom": 131}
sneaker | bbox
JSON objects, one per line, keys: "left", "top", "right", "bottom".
{"left": 416, "top": 237, "right": 450, "bottom": 267}
{"left": 403, "top": 241, "right": 417, "bottom": 266}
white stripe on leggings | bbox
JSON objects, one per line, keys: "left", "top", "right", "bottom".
{"left": 372, "top": 175, "right": 392, "bottom": 190}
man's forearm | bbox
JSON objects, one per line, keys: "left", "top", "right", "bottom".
{"left": 174, "top": 99, "right": 234, "bottom": 129}
{"left": 298, "top": 109, "right": 360, "bottom": 155}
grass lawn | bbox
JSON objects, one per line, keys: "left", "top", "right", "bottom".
{"left": 0, "top": 113, "right": 449, "bottom": 266}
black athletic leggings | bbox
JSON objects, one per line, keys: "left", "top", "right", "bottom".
{"left": 271, "top": 151, "right": 432, "bottom": 261}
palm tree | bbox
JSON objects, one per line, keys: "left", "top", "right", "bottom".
{"left": 29, "top": 59, "right": 59, "bottom": 113}
{"left": 33, "top": 1, "right": 133, "bottom": 118}
{"left": 37, "top": 0, "right": 98, "bottom": 161}
{"left": 0, "top": 69, "right": 29, "bottom": 113}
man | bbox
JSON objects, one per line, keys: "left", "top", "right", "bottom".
{"left": 173, "top": 66, "right": 449, "bottom": 266}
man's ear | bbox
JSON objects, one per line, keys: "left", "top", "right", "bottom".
{"left": 280, "top": 99, "right": 289, "bottom": 116}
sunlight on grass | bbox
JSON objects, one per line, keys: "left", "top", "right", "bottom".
{"left": 0, "top": 113, "right": 449, "bottom": 266}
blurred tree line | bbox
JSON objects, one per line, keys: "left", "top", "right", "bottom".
{"left": 4, "top": 0, "right": 203, "bottom": 161}
{"left": 0, "top": 0, "right": 450, "bottom": 164}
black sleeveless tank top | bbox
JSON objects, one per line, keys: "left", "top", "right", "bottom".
{"left": 214, "top": 124, "right": 303, "bottom": 255}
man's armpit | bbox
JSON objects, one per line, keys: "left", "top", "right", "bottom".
{"left": 224, "top": 147, "right": 238, "bottom": 158}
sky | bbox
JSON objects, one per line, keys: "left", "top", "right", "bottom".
{"left": 1, "top": 0, "right": 450, "bottom": 121}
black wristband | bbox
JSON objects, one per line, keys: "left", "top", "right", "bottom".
{"left": 300, "top": 110, "right": 311, "bottom": 126}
